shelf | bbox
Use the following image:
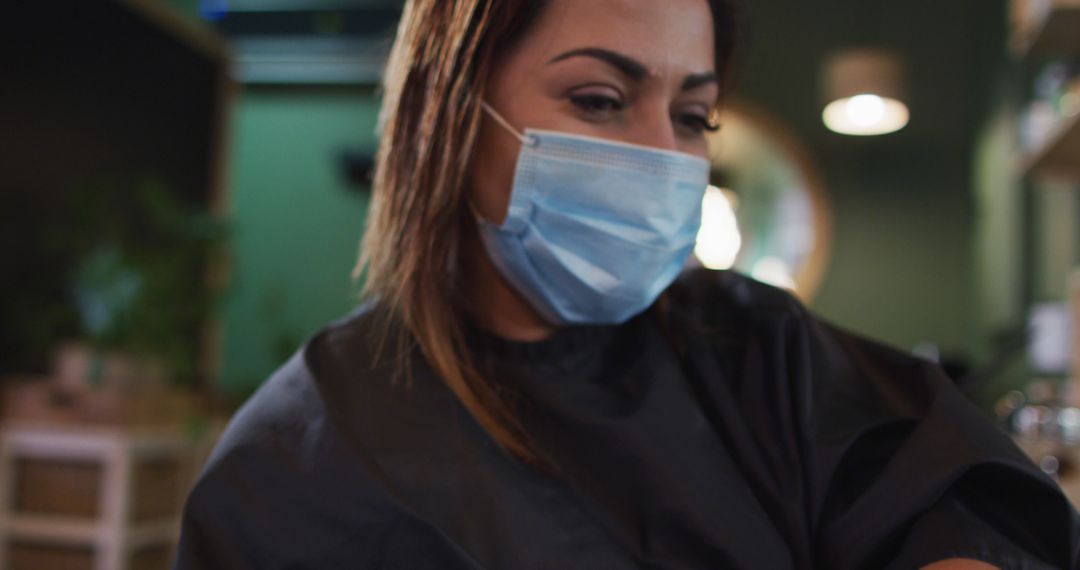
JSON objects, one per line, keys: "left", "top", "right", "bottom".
{"left": 2, "top": 514, "right": 180, "bottom": 544}
{"left": 2, "top": 515, "right": 100, "bottom": 545}
{"left": 1023, "top": 111, "right": 1080, "bottom": 181}
{"left": 1013, "top": 0, "right": 1080, "bottom": 59}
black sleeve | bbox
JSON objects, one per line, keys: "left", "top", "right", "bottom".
{"left": 667, "top": 269, "right": 1080, "bottom": 569}
{"left": 887, "top": 489, "right": 1061, "bottom": 569}
{"left": 808, "top": 320, "right": 1080, "bottom": 569}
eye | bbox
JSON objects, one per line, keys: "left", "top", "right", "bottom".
{"left": 676, "top": 112, "right": 721, "bottom": 135}
{"left": 568, "top": 90, "right": 624, "bottom": 120}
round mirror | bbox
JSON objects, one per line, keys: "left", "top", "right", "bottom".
{"left": 693, "top": 99, "right": 832, "bottom": 302}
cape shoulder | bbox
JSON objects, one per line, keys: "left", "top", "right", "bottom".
{"left": 174, "top": 313, "right": 489, "bottom": 569}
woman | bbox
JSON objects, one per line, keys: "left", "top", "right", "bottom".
{"left": 174, "top": 1, "right": 1080, "bottom": 568}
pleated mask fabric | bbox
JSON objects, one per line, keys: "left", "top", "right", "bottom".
{"left": 475, "top": 101, "right": 710, "bottom": 325}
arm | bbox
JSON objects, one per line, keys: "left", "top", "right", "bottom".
{"left": 808, "top": 326, "right": 1079, "bottom": 568}
{"left": 669, "top": 270, "right": 1078, "bottom": 567}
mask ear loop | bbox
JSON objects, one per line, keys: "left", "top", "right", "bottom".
{"left": 465, "top": 198, "right": 490, "bottom": 224}
{"left": 469, "top": 101, "right": 537, "bottom": 225}
{"left": 480, "top": 100, "right": 539, "bottom": 147}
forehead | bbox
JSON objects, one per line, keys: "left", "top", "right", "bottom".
{"left": 518, "top": 0, "right": 717, "bottom": 75}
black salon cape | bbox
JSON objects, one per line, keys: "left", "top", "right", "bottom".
{"left": 174, "top": 269, "right": 1080, "bottom": 569}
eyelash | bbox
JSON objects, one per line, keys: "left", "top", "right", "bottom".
{"left": 568, "top": 94, "right": 720, "bottom": 135}
{"left": 569, "top": 93, "right": 623, "bottom": 115}
{"left": 682, "top": 114, "right": 721, "bottom": 134}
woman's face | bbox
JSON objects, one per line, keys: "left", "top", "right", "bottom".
{"left": 469, "top": 0, "right": 719, "bottom": 224}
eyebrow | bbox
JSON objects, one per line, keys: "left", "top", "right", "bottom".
{"left": 547, "top": 47, "right": 718, "bottom": 92}
{"left": 682, "top": 72, "right": 719, "bottom": 92}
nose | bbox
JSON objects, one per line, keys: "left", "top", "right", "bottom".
{"left": 626, "top": 103, "right": 679, "bottom": 152}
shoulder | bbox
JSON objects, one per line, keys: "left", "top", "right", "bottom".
{"left": 668, "top": 267, "right": 920, "bottom": 366}
{"left": 666, "top": 268, "right": 896, "bottom": 372}
{"left": 666, "top": 268, "right": 960, "bottom": 439}
{"left": 667, "top": 267, "right": 807, "bottom": 323}
{"left": 303, "top": 300, "right": 394, "bottom": 379}
{"left": 194, "top": 301, "right": 393, "bottom": 484}
{"left": 175, "top": 304, "right": 424, "bottom": 568}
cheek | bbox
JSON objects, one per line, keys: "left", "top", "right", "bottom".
{"left": 679, "top": 136, "right": 710, "bottom": 161}
{"left": 467, "top": 120, "right": 518, "bottom": 225}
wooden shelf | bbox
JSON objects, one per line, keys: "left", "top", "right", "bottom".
{"left": 0, "top": 422, "right": 217, "bottom": 570}
{"left": 2, "top": 516, "right": 101, "bottom": 545}
{"left": 1013, "top": 0, "right": 1080, "bottom": 59}
{"left": 1023, "top": 111, "right": 1080, "bottom": 181}
{"left": 2, "top": 515, "right": 179, "bottom": 548}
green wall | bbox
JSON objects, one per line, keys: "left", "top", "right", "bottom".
{"left": 730, "top": 0, "right": 1007, "bottom": 365}
{"left": 216, "top": 88, "right": 377, "bottom": 394}
{"left": 806, "top": 146, "right": 975, "bottom": 355}
{"left": 973, "top": 100, "right": 1024, "bottom": 345}
{"left": 160, "top": 1, "right": 379, "bottom": 394}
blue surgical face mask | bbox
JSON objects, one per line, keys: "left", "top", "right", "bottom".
{"left": 474, "top": 101, "right": 710, "bottom": 326}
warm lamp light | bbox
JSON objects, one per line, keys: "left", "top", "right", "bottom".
{"left": 822, "top": 49, "right": 909, "bottom": 136}
{"left": 694, "top": 185, "right": 742, "bottom": 270}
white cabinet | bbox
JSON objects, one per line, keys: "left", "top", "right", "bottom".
{"left": 0, "top": 422, "right": 216, "bottom": 570}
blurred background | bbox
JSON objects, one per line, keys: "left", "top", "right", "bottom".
{"left": 1, "top": 0, "right": 1078, "bottom": 567}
